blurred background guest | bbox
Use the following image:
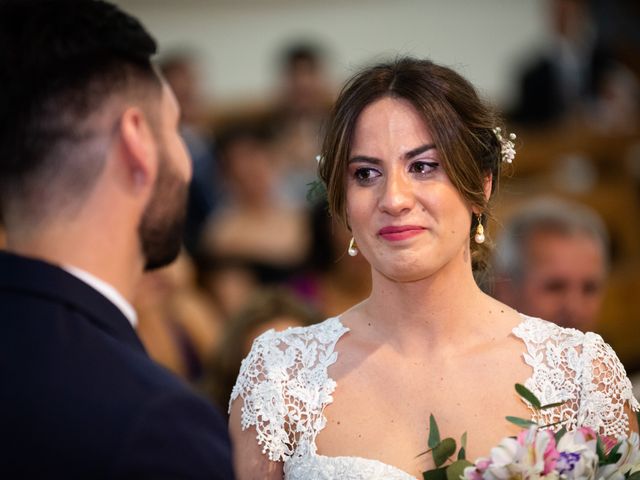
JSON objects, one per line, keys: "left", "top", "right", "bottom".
{"left": 134, "top": 252, "right": 224, "bottom": 381}
{"left": 160, "top": 52, "right": 222, "bottom": 254}
{"left": 509, "top": 0, "right": 639, "bottom": 131}
{"left": 199, "top": 121, "right": 311, "bottom": 285}
{"left": 269, "top": 42, "right": 334, "bottom": 206}
{"left": 290, "top": 201, "right": 371, "bottom": 318}
{"left": 491, "top": 196, "right": 608, "bottom": 332}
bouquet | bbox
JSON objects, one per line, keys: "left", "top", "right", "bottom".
{"left": 421, "top": 384, "right": 640, "bottom": 480}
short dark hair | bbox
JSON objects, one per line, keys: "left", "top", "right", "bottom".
{"left": 0, "top": 0, "right": 161, "bottom": 224}
{"left": 319, "top": 57, "right": 505, "bottom": 271}
{"left": 280, "top": 42, "right": 324, "bottom": 73}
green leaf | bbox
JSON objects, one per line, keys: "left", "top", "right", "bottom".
{"left": 423, "top": 467, "right": 448, "bottom": 480}
{"left": 596, "top": 436, "right": 606, "bottom": 464}
{"left": 457, "top": 432, "right": 467, "bottom": 460}
{"left": 446, "top": 460, "right": 473, "bottom": 480}
{"left": 515, "top": 383, "right": 542, "bottom": 409}
{"left": 428, "top": 414, "right": 441, "bottom": 449}
{"left": 540, "top": 401, "right": 565, "bottom": 410}
{"left": 554, "top": 427, "right": 567, "bottom": 443}
{"left": 505, "top": 416, "right": 537, "bottom": 428}
{"left": 540, "top": 420, "right": 566, "bottom": 429}
{"left": 457, "top": 447, "right": 466, "bottom": 461}
{"left": 305, "top": 180, "right": 327, "bottom": 203}
{"left": 608, "top": 453, "right": 622, "bottom": 464}
{"left": 626, "top": 472, "right": 640, "bottom": 480}
{"left": 607, "top": 442, "right": 621, "bottom": 461}
{"left": 416, "top": 449, "right": 432, "bottom": 458}
{"left": 433, "top": 438, "right": 456, "bottom": 468}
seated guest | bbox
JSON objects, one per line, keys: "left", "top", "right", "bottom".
{"left": 134, "top": 252, "right": 224, "bottom": 381}
{"left": 160, "top": 52, "right": 222, "bottom": 254}
{"left": 492, "top": 196, "right": 608, "bottom": 332}
{"left": 0, "top": 1, "right": 232, "bottom": 478}
{"left": 200, "top": 121, "right": 310, "bottom": 285}
{"left": 270, "top": 42, "right": 334, "bottom": 205}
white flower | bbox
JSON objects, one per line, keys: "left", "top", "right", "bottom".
{"left": 555, "top": 428, "right": 599, "bottom": 479}
{"left": 598, "top": 433, "right": 640, "bottom": 479}
{"left": 480, "top": 427, "right": 559, "bottom": 479}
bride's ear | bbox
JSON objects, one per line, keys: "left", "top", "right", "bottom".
{"left": 483, "top": 174, "right": 493, "bottom": 201}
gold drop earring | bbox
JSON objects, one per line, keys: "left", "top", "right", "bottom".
{"left": 348, "top": 237, "right": 358, "bottom": 256}
{"left": 474, "top": 214, "right": 485, "bottom": 244}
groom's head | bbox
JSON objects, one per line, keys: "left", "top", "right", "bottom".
{"left": 0, "top": 0, "right": 192, "bottom": 270}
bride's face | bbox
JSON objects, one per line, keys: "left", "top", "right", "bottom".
{"left": 346, "top": 96, "right": 474, "bottom": 282}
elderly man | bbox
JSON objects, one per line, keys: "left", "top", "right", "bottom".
{"left": 0, "top": 1, "right": 232, "bottom": 478}
{"left": 492, "top": 196, "right": 608, "bottom": 332}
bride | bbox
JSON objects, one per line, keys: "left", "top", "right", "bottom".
{"left": 228, "top": 57, "right": 639, "bottom": 479}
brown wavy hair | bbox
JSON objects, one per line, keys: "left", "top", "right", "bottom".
{"left": 318, "top": 57, "right": 507, "bottom": 272}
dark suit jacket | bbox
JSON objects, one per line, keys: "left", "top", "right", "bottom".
{"left": 0, "top": 251, "right": 234, "bottom": 479}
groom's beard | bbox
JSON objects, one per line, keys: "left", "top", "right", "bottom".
{"left": 138, "top": 146, "right": 189, "bottom": 271}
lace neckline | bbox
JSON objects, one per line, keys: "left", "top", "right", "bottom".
{"left": 233, "top": 312, "right": 638, "bottom": 479}
{"left": 297, "top": 314, "right": 538, "bottom": 480}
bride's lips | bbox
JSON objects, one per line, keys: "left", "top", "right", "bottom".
{"left": 378, "top": 225, "right": 426, "bottom": 241}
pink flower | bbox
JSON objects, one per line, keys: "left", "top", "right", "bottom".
{"left": 601, "top": 435, "right": 618, "bottom": 454}
{"left": 541, "top": 432, "right": 560, "bottom": 474}
{"left": 577, "top": 426, "right": 598, "bottom": 443}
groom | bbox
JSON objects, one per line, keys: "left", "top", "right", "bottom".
{"left": 0, "top": 1, "right": 233, "bottom": 478}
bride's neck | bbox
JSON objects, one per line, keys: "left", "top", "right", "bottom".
{"left": 361, "top": 259, "right": 495, "bottom": 354}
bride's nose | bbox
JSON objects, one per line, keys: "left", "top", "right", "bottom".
{"left": 378, "top": 168, "right": 415, "bottom": 215}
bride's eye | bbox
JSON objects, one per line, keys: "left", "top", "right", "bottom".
{"left": 353, "top": 167, "right": 381, "bottom": 185}
{"left": 409, "top": 161, "right": 439, "bottom": 176}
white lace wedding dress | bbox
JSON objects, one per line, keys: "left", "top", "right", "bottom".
{"left": 230, "top": 314, "right": 639, "bottom": 479}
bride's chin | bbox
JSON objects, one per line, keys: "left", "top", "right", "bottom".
{"left": 375, "top": 264, "right": 436, "bottom": 284}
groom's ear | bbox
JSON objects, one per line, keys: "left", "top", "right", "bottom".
{"left": 117, "top": 106, "right": 158, "bottom": 193}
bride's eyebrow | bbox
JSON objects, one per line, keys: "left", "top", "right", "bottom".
{"left": 348, "top": 144, "right": 436, "bottom": 165}
{"left": 348, "top": 156, "right": 382, "bottom": 165}
{"left": 404, "top": 143, "right": 436, "bottom": 159}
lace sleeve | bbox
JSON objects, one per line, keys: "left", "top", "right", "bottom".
{"left": 228, "top": 318, "right": 348, "bottom": 464}
{"left": 579, "top": 332, "right": 640, "bottom": 436}
{"left": 229, "top": 329, "right": 296, "bottom": 462}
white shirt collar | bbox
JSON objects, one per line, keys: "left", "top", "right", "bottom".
{"left": 62, "top": 265, "right": 138, "bottom": 328}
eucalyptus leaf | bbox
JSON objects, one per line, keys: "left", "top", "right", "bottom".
{"left": 433, "top": 438, "right": 456, "bottom": 468}
{"left": 446, "top": 460, "right": 473, "bottom": 480}
{"left": 305, "top": 180, "right": 327, "bottom": 203}
{"left": 457, "top": 447, "right": 466, "bottom": 461}
{"left": 505, "top": 416, "right": 537, "bottom": 428}
{"left": 428, "top": 414, "right": 441, "bottom": 449}
{"left": 515, "top": 383, "right": 541, "bottom": 409}
{"left": 417, "top": 448, "right": 434, "bottom": 458}
{"left": 554, "top": 427, "right": 567, "bottom": 443}
{"left": 423, "top": 467, "right": 447, "bottom": 480}
{"left": 540, "top": 401, "right": 565, "bottom": 410}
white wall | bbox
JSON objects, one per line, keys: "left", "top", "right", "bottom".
{"left": 115, "top": 0, "right": 550, "bottom": 109}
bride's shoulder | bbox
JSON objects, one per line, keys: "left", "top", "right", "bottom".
{"left": 230, "top": 317, "right": 348, "bottom": 404}
{"left": 246, "top": 316, "right": 349, "bottom": 353}
{"left": 512, "top": 313, "right": 596, "bottom": 347}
